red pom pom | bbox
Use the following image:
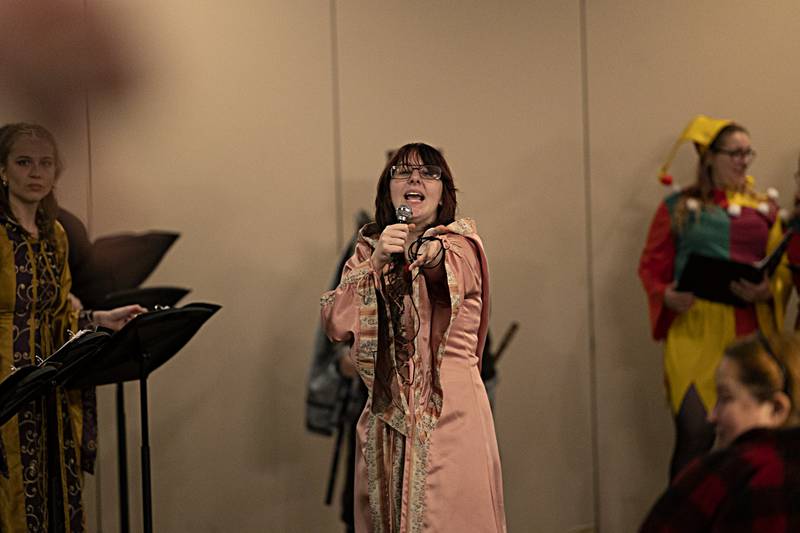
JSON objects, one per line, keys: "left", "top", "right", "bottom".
{"left": 659, "top": 174, "right": 674, "bottom": 186}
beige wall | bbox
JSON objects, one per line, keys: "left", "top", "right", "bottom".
{"left": 587, "top": 2, "right": 800, "bottom": 529}
{"left": 10, "top": 1, "right": 799, "bottom": 531}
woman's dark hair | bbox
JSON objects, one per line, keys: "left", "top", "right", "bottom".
{"left": 0, "top": 123, "right": 62, "bottom": 241}
{"left": 372, "top": 142, "right": 457, "bottom": 233}
{"left": 369, "top": 143, "right": 457, "bottom": 399}
{"left": 686, "top": 123, "right": 749, "bottom": 203}
{"left": 724, "top": 332, "right": 800, "bottom": 427}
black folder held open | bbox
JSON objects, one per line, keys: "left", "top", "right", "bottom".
{"left": 676, "top": 229, "right": 794, "bottom": 307}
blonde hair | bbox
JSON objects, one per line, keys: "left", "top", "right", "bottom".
{"left": 0, "top": 123, "right": 62, "bottom": 241}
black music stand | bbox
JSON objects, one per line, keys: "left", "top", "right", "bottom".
{"left": 46, "top": 330, "right": 112, "bottom": 533}
{"left": 53, "top": 216, "right": 183, "bottom": 532}
{"left": 74, "top": 231, "right": 180, "bottom": 309}
{"left": 47, "top": 330, "right": 113, "bottom": 386}
{"left": 0, "top": 329, "right": 111, "bottom": 533}
{"left": 71, "top": 303, "right": 220, "bottom": 533}
{"left": 93, "top": 286, "right": 190, "bottom": 533}
{"left": 0, "top": 365, "right": 56, "bottom": 426}
{"left": 0, "top": 330, "right": 110, "bottom": 426}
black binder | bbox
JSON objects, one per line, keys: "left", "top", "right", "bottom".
{"left": 677, "top": 229, "right": 794, "bottom": 306}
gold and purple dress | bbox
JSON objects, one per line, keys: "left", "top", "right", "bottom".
{"left": 0, "top": 214, "right": 96, "bottom": 533}
{"left": 321, "top": 219, "right": 506, "bottom": 533}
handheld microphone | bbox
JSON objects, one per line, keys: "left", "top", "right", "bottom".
{"left": 393, "top": 205, "right": 413, "bottom": 266}
{"left": 396, "top": 204, "right": 412, "bottom": 223}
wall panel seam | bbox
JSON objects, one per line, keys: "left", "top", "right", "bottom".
{"left": 330, "top": 0, "right": 344, "bottom": 250}
{"left": 579, "top": 0, "right": 601, "bottom": 530}
{"left": 82, "top": 0, "right": 95, "bottom": 238}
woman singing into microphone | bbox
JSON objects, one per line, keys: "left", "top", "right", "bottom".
{"left": 321, "top": 143, "right": 506, "bottom": 532}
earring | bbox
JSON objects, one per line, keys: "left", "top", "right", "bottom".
{"left": 1, "top": 176, "right": 6, "bottom": 187}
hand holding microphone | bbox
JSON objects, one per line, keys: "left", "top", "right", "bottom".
{"left": 371, "top": 205, "right": 415, "bottom": 271}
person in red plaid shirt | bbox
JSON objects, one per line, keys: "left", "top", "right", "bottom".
{"left": 640, "top": 332, "right": 800, "bottom": 532}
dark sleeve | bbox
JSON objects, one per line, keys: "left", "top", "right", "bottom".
{"left": 640, "top": 437, "right": 776, "bottom": 533}
{"left": 57, "top": 208, "right": 95, "bottom": 303}
{"left": 639, "top": 455, "right": 726, "bottom": 533}
{"left": 0, "top": 434, "right": 7, "bottom": 478}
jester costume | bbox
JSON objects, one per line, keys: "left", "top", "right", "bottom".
{"left": 321, "top": 219, "right": 506, "bottom": 533}
{"left": 639, "top": 181, "right": 791, "bottom": 415}
{"left": 0, "top": 215, "right": 97, "bottom": 533}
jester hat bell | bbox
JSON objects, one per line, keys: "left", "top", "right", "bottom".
{"left": 658, "top": 114, "right": 732, "bottom": 186}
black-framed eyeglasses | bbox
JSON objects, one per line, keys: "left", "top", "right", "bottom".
{"left": 390, "top": 164, "right": 442, "bottom": 181}
{"left": 714, "top": 147, "right": 757, "bottom": 160}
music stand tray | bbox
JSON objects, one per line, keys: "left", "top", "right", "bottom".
{"left": 48, "top": 330, "right": 113, "bottom": 387}
{"left": 0, "top": 330, "right": 110, "bottom": 425}
{"left": 71, "top": 303, "right": 220, "bottom": 387}
{"left": 0, "top": 366, "right": 56, "bottom": 426}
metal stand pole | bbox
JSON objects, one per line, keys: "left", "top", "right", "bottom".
{"left": 47, "top": 391, "right": 65, "bottom": 533}
{"left": 140, "top": 352, "right": 153, "bottom": 533}
{"left": 116, "top": 383, "right": 130, "bottom": 533}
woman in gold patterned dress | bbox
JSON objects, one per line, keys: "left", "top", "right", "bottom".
{"left": 0, "top": 123, "right": 142, "bottom": 533}
{"left": 321, "top": 143, "right": 506, "bottom": 532}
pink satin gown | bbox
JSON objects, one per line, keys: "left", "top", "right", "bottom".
{"left": 321, "top": 219, "right": 506, "bottom": 533}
